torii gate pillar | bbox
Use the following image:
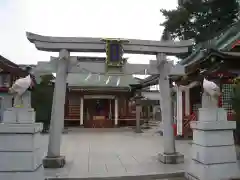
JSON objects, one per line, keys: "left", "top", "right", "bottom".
{"left": 43, "top": 49, "right": 69, "bottom": 168}
{"left": 157, "top": 53, "right": 184, "bottom": 164}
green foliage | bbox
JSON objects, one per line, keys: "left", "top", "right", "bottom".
{"left": 31, "top": 74, "right": 54, "bottom": 130}
{"left": 231, "top": 77, "right": 240, "bottom": 143}
{"left": 161, "top": 0, "right": 239, "bottom": 44}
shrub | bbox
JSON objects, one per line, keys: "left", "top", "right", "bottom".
{"left": 31, "top": 75, "right": 54, "bottom": 131}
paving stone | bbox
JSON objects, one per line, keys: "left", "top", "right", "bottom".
{"left": 42, "top": 129, "right": 239, "bottom": 179}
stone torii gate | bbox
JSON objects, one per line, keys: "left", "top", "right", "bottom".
{"left": 26, "top": 32, "right": 193, "bottom": 168}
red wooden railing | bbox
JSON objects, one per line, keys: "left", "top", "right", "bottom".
{"left": 183, "top": 113, "right": 197, "bottom": 137}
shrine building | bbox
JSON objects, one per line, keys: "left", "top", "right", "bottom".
{"left": 56, "top": 59, "right": 159, "bottom": 128}
{"left": 138, "top": 21, "right": 240, "bottom": 138}
{"left": 63, "top": 57, "right": 137, "bottom": 128}
{"left": 63, "top": 60, "right": 160, "bottom": 128}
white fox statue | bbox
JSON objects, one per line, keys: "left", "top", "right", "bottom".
{"left": 9, "top": 75, "right": 34, "bottom": 108}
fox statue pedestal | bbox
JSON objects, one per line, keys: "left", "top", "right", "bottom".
{"left": 3, "top": 108, "right": 35, "bottom": 123}
{"left": 186, "top": 108, "right": 240, "bottom": 180}
{"left": 0, "top": 107, "right": 44, "bottom": 180}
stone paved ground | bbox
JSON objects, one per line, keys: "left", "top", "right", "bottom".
{"left": 42, "top": 128, "right": 239, "bottom": 179}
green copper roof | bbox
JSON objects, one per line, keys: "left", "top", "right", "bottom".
{"left": 67, "top": 73, "right": 139, "bottom": 88}
{"left": 180, "top": 20, "right": 240, "bottom": 66}
{"left": 215, "top": 21, "right": 240, "bottom": 50}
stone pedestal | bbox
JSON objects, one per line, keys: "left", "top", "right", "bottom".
{"left": 0, "top": 108, "right": 44, "bottom": 180}
{"left": 3, "top": 108, "right": 35, "bottom": 123}
{"left": 186, "top": 108, "right": 240, "bottom": 180}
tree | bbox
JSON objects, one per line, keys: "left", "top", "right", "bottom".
{"left": 31, "top": 74, "right": 54, "bottom": 131}
{"left": 161, "top": 0, "right": 239, "bottom": 44}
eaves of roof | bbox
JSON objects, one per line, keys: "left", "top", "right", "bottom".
{"left": 179, "top": 20, "right": 240, "bottom": 66}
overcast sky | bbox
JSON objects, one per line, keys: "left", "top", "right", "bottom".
{"left": 0, "top": 0, "right": 178, "bottom": 65}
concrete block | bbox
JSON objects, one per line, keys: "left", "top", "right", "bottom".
{"left": 3, "top": 109, "right": 17, "bottom": 123}
{"left": 187, "top": 108, "right": 240, "bottom": 180}
{"left": 0, "top": 123, "right": 42, "bottom": 134}
{"left": 0, "top": 132, "right": 41, "bottom": 151}
{"left": 3, "top": 108, "right": 35, "bottom": 123}
{"left": 191, "top": 143, "right": 237, "bottom": 164}
{"left": 0, "top": 120, "right": 44, "bottom": 179}
{"left": 192, "top": 130, "right": 235, "bottom": 146}
{"left": 198, "top": 108, "right": 227, "bottom": 122}
{"left": 186, "top": 159, "right": 240, "bottom": 180}
{"left": 17, "top": 108, "right": 35, "bottom": 123}
{"left": 0, "top": 148, "right": 43, "bottom": 171}
{"left": 158, "top": 152, "right": 184, "bottom": 164}
{"left": 0, "top": 165, "right": 44, "bottom": 180}
{"left": 191, "top": 121, "right": 236, "bottom": 131}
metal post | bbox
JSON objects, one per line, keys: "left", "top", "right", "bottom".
{"left": 80, "top": 97, "right": 84, "bottom": 125}
{"left": 114, "top": 98, "right": 118, "bottom": 126}
{"left": 176, "top": 87, "right": 183, "bottom": 136}
{"left": 135, "top": 97, "right": 143, "bottom": 133}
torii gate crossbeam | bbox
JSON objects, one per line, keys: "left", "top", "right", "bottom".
{"left": 27, "top": 32, "right": 192, "bottom": 55}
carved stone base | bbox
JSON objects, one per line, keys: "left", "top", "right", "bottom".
{"left": 43, "top": 156, "right": 66, "bottom": 168}
{"left": 158, "top": 152, "right": 184, "bottom": 164}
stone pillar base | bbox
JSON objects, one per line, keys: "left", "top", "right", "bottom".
{"left": 158, "top": 152, "right": 184, "bottom": 164}
{"left": 135, "top": 129, "right": 143, "bottom": 133}
{"left": 43, "top": 156, "right": 66, "bottom": 168}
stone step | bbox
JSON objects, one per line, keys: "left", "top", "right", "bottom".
{"left": 47, "top": 178, "right": 185, "bottom": 180}
{"left": 46, "top": 173, "right": 186, "bottom": 180}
